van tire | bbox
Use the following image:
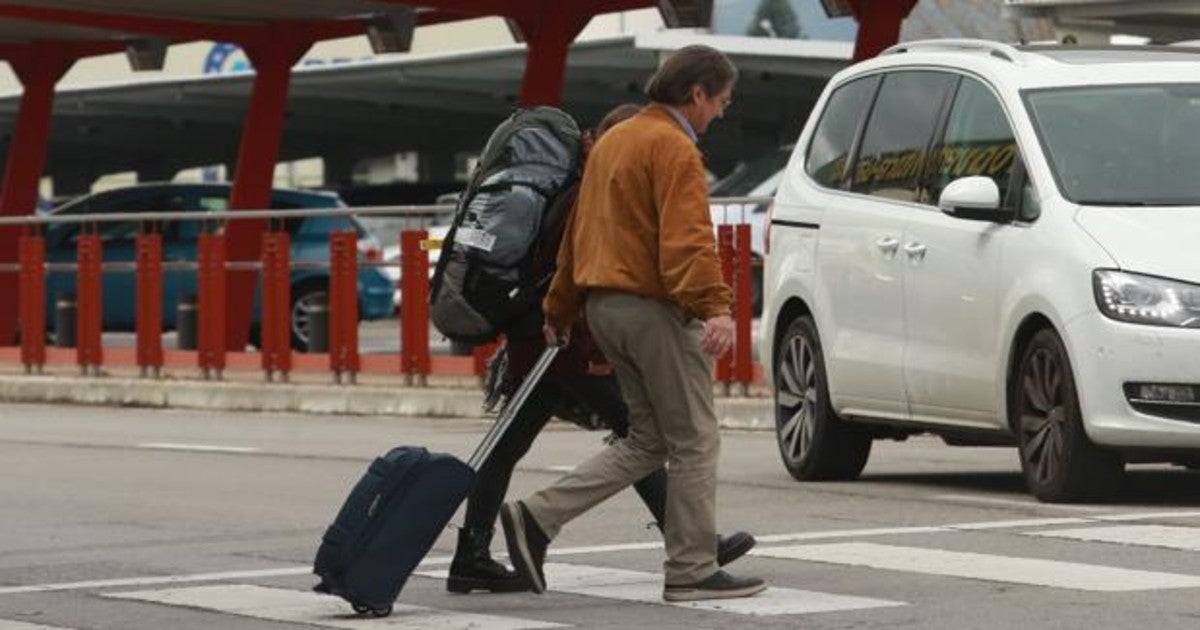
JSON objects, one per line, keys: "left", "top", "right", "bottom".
{"left": 774, "top": 316, "right": 871, "bottom": 481}
{"left": 1012, "top": 328, "right": 1124, "bottom": 502}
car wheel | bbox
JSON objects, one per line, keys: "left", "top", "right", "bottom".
{"left": 774, "top": 315, "right": 871, "bottom": 481}
{"left": 1013, "top": 328, "right": 1123, "bottom": 502}
{"left": 291, "top": 282, "right": 329, "bottom": 352}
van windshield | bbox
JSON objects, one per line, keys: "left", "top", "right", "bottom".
{"left": 1025, "top": 84, "right": 1200, "bottom": 206}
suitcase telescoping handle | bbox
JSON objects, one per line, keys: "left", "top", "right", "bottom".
{"left": 467, "top": 341, "right": 563, "bottom": 471}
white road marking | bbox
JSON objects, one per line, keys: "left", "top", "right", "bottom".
{"left": 5, "top": 510, "right": 1199, "bottom": 597}
{"left": 1029, "top": 524, "right": 1200, "bottom": 551}
{"left": 0, "top": 567, "right": 312, "bottom": 596}
{"left": 0, "top": 621, "right": 74, "bottom": 629}
{"left": 754, "top": 542, "right": 1200, "bottom": 591}
{"left": 137, "top": 443, "right": 261, "bottom": 454}
{"left": 417, "top": 564, "right": 905, "bottom": 616}
{"left": 105, "top": 584, "right": 565, "bottom": 629}
{"left": 1093, "top": 511, "right": 1200, "bottom": 522}
{"left": 945, "top": 517, "right": 1090, "bottom": 530}
{"left": 930, "top": 494, "right": 1111, "bottom": 512}
{"left": 756, "top": 526, "right": 950, "bottom": 543}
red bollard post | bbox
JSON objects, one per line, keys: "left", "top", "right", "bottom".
{"left": 75, "top": 234, "right": 103, "bottom": 375}
{"left": 715, "top": 224, "right": 734, "bottom": 389}
{"left": 734, "top": 224, "right": 754, "bottom": 394}
{"left": 18, "top": 233, "right": 45, "bottom": 373}
{"left": 135, "top": 233, "right": 163, "bottom": 378}
{"left": 260, "top": 231, "right": 292, "bottom": 381}
{"left": 328, "top": 231, "right": 360, "bottom": 384}
{"left": 400, "top": 230, "right": 430, "bottom": 386}
{"left": 198, "top": 232, "right": 227, "bottom": 379}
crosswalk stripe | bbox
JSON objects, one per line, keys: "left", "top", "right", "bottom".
{"left": 1028, "top": 525, "right": 1200, "bottom": 551}
{"left": 417, "top": 563, "right": 905, "bottom": 616}
{"left": 0, "top": 621, "right": 74, "bottom": 629}
{"left": 103, "top": 584, "right": 565, "bottom": 629}
{"left": 753, "top": 542, "right": 1200, "bottom": 592}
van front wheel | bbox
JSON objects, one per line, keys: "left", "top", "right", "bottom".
{"left": 1013, "top": 328, "right": 1123, "bottom": 502}
{"left": 774, "top": 316, "right": 871, "bottom": 481}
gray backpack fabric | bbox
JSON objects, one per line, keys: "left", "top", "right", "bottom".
{"left": 430, "top": 106, "right": 581, "bottom": 344}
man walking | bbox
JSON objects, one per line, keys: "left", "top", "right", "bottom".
{"left": 500, "top": 45, "right": 767, "bottom": 602}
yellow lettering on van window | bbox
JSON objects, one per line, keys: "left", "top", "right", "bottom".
{"left": 968, "top": 146, "right": 997, "bottom": 176}
{"left": 988, "top": 144, "right": 1017, "bottom": 175}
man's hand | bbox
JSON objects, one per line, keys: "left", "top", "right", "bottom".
{"left": 543, "top": 323, "right": 569, "bottom": 347}
{"left": 701, "top": 315, "right": 734, "bottom": 357}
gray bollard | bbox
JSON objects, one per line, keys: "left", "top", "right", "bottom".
{"left": 307, "top": 296, "right": 329, "bottom": 353}
{"left": 177, "top": 294, "right": 198, "bottom": 350}
{"left": 55, "top": 293, "right": 76, "bottom": 348}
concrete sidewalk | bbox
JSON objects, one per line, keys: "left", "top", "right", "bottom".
{"left": 0, "top": 370, "right": 776, "bottom": 431}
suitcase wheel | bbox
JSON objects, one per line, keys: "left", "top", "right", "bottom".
{"left": 352, "top": 602, "right": 393, "bottom": 618}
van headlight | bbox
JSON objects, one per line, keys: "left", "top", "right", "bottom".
{"left": 1093, "top": 270, "right": 1200, "bottom": 328}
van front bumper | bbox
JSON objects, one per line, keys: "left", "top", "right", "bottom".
{"left": 1064, "top": 312, "right": 1200, "bottom": 450}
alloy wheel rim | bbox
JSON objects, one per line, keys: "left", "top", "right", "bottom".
{"left": 292, "top": 291, "right": 327, "bottom": 345}
{"left": 776, "top": 333, "right": 817, "bottom": 465}
{"left": 1020, "top": 347, "right": 1067, "bottom": 485}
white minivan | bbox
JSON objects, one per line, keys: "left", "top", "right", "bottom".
{"left": 761, "top": 40, "right": 1200, "bottom": 502}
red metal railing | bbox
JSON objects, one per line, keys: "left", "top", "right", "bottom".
{"left": 329, "top": 231, "right": 360, "bottom": 384}
{"left": 400, "top": 230, "right": 431, "bottom": 385}
{"left": 260, "top": 230, "right": 291, "bottom": 381}
{"left": 18, "top": 232, "right": 45, "bottom": 373}
{"left": 135, "top": 232, "right": 163, "bottom": 377}
{"left": 0, "top": 200, "right": 764, "bottom": 390}
{"left": 197, "top": 232, "right": 226, "bottom": 379}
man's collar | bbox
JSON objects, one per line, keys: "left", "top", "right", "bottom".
{"left": 660, "top": 105, "right": 698, "bottom": 144}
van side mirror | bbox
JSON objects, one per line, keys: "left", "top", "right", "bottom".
{"left": 938, "top": 176, "right": 1012, "bottom": 223}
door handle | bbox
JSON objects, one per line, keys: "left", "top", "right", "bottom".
{"left": 903, "top": 241, "right": 927, "bottom": 259}
{"left": 875, "top": 236, "right": 900, "bottom": 255}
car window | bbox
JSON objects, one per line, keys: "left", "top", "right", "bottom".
{"left": 806, "top": 75, "right": 879, "bottom": 189}
{"left": 927, "top": 77, "right": 1020, "bottom": 207}
{"left": 712, "top": 147, "right": 790, "bottom": 197}
{"left": 62, "top": 192, "right": 172, "bottom": 244}
{"left": 196, "top": 194, "right": 229, "bottom": 211}
{"left": 852, "top": 71, "right": 958, "bottom": 203}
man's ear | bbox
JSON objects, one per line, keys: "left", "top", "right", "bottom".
{"left": 689, "top": 84, "right": 705, "bottom": 106}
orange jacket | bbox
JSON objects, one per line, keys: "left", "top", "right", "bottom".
{"left": 543, "top": 105, "right": 731, "bottom": 329}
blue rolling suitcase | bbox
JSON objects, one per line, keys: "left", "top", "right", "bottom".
{"left": 312, "top": 344, "right": 560, "bottom": 617}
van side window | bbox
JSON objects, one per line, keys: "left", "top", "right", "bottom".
{"left": 927, "top": 77, "right": 1019, "bottom": 206}
{"left": 805, "top": 76, "right": 879, "bottom": 188}
{"left": 852, "top": 71, "right": 958, "bottom": 203}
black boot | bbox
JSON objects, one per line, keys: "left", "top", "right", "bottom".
{"left": 447, "top": 527, "right": 528, "bottom": 594}
{"left": 652, "top": 523, "right": 757, "bottom": 567}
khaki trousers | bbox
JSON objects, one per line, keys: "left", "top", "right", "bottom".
{"left": 523, "top": 291, "right": 719, "bottom": 584}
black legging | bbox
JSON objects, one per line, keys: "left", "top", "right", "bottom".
{"left": 463, "top": 374, "right": 668, "bottom": 532}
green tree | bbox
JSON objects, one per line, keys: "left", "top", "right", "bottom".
{"left": 747, "top": 0, "right": 802, "bottom": 39}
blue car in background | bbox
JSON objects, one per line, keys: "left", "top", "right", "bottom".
{"left": 43, "top": 183, "right": 394, "bottom": 350}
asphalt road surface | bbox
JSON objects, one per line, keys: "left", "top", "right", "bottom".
{"left": 1, "top": 402, "right": 1199, "bottom": 629}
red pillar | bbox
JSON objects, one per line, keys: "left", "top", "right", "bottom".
{"left": 0, "top": 45, "right": 73, "bottom": 345}
{"left": 849, "top": 0, "right": 919, "bottom": 61}
{"left": 515, "top": 2, "right": 590, "bottom": 106}
{"left": 222, "top": 25, "right": 313, "bottom": 350}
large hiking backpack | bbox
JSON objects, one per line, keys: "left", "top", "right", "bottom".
{"left": 430, "top": 106, "right": 582, "bottom": 344}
